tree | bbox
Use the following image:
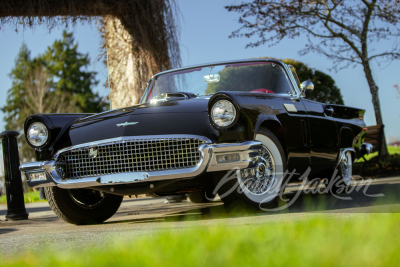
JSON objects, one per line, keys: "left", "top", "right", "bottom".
{"left": 1, "top": 31, "right": 105, "bottom": 161}
{"left": 41, "top": 31, "right": 103, "bottom": 113}
{"left": 226, "top": 0, "right": 400, "bottom": 157}
{"left": 281, "top": 58, "right": 344, "bottom": 104}
{"left": 24, "top": 66, "right": 75, "bottom": 115}
{"left": 0, "top": 0, "right": 181, "bottom": 109}
{"left": 2, "top": 44, "right": 32, "bottom": 134}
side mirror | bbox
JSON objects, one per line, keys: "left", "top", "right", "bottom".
{"left": 300, "top": 80, "right": 314, "bottom": 97}
{"left": 300, "top": 80, "right": 314, "bottom": 91}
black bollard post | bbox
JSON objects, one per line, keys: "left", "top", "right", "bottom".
{"left": 0, "top": 130, "right": 29, "bottom": 220}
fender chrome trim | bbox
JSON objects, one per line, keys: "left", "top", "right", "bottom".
{"left": 335, "top": 148, "right": 356, "bottom": 168}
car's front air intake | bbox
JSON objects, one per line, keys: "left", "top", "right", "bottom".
{"left": 54, "top": 137, "right": 207, "bottom": 179}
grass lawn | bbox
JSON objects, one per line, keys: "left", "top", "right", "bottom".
{"left": 357, "top": 146, "right": 400, "bottom": 162}
{"left": 0, "top": 190, "right": 45, "bottom": 204}
{"left": 2, "top": 213, "right": 400, "bottom": 266}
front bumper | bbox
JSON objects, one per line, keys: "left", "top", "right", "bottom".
{"left": 20, "top": 141, "right": 262, "bottom": 189}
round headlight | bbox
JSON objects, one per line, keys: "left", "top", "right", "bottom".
{"left": 211, "top": 99, "right": 237, "bottom": 127}
{"left": 27, "top": 122, "right": 48, "bottom": 147}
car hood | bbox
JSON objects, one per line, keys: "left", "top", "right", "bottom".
{"left": 81, "top": 97, "right": 209, "bottom": 121}
{"left": 65, "top": 97, "right": 215, "bottom": 147}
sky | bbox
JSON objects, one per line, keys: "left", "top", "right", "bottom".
{"left": 0, "top": 1, "right": 399, "bottom": 172}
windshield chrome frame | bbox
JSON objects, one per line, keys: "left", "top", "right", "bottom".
{"left": 140, "top": 59, "right": 302, "bottom": 104}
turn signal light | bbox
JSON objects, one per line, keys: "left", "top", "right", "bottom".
{"left": 216, "top": 153, "right": 240, "bottom": 164}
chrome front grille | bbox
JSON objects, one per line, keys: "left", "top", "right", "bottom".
{"left": 55, "top": 137, "right": 207, "bottom": 179}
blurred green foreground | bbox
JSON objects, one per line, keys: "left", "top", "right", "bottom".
{"left": 2, "top": 213, "right": 399, "bottom": 267}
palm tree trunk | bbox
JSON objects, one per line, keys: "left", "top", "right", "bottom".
{"left": 103, "top": 16, "right": 145, "bottom": 109}
{"left": 102, "top": 0, "right": 178, "bottom": 109}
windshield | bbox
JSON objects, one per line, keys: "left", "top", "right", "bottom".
{"left": 143, "top": 61, "right": 295, "bottom": 102}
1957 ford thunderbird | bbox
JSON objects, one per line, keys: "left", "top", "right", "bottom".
{"left": 20, "top": 59, "right": 373, "bottom": 224}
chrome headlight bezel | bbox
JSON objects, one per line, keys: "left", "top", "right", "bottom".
{"left": 26, "top": 122, "right": 49, "bottom": 148}
{"left": 210, "top": 99, "right": 238, "bottom": 128}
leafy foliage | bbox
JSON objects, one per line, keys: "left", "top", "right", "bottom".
{"left": 226, "top": 1, "right": 400, "bottom": 67}
{"left": 0, "top": 0, "right": 181, "bottom": 109}
{"left": 281, "top": 58, "right": 344, "bottom": 104}
{"left": 226, "top": 0, "right": 398, "bottom": 156}
{"left": 41, "top": 31, "right": 103, "bottom": 113}
{"left": 1, "top": 31, "right": 106, "bottom": 161}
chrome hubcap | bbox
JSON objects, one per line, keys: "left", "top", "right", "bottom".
{"left": 68, "top": 189, "right": 105, "bottom": 209}
{"left": 239, "top": 145, "right": 275, "bottom": 195}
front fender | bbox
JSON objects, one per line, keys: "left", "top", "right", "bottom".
{"left": 24, "top": 113, "right": 94, "bottom": 160}
{"left": 210, "top": 91, "right": 288, "bottom": 141}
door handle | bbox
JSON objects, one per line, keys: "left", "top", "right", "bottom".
{"left": 325, "top": 107, "right": 334, "bottom": 116}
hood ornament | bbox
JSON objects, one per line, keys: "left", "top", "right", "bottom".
{"left": 89, "top": 148, "right": 98, "bottom": 158}
{"left": 116, "top": 122, "right": 139, "bottom": 127}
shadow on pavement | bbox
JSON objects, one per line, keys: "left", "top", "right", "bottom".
{"left": 106, "top": 182, "right": 400, "bottom": 225}
{"left": 0, "top": 228, "right": 18, "bottom": 235}
{"left": 0, "top": 205, "right": 52, "bottom": 216}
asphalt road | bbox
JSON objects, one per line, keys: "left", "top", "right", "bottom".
{"left": 0, "top": 176, "right": 399, "bottom": 256}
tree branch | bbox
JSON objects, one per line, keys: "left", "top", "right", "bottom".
{"left": 360, "top": 0, "right": 377, "bottom": 62}
{"left": 369, "top": 52, "right": 400, "bottom": 61}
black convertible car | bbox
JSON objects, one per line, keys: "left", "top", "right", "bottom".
{"left": 20, "top": 59, "right": 372, "bottom": 224}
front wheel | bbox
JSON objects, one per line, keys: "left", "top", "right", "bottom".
{"left": 44, "top": 187, "right": 123, "bottom": 225}
{"left": 216, "top": 128, "right": 287, "bottom": 210}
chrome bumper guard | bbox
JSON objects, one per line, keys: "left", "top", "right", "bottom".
{"left": 20, "top": 141, "right": 262, "bottom": 189}
{"left": 360, "top": 143, "right": 373, "bottom": 156}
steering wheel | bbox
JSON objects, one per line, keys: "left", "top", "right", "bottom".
{"left": 250, "top": 88, "right": 274, "bottom": 94}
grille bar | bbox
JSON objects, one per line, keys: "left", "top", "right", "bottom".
{"left": 55, "top": 138, "right": 207, "bottom": 179}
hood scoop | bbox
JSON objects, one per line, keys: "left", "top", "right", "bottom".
{"left": 150, "top": 92, "right": 197, "bottom": 103}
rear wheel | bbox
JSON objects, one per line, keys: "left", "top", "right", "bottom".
{"left": 216, "top": 128, "right": 287, "bottom": 210}
{"left": 44, "top": 187, "right": 123, "bottom": 225}
{"left": 326, "top": 151, "right": 353, "bottom": 194}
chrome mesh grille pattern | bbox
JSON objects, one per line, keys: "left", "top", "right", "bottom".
{"left": 55, "top": 138, "right": 206, "bottom": 179}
